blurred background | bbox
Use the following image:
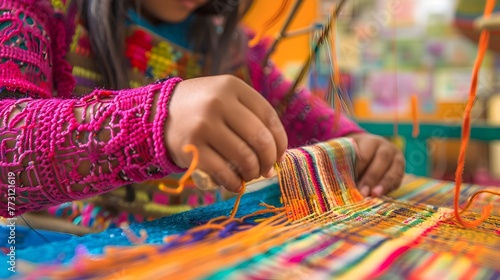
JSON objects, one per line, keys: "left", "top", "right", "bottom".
{"left": 242, "top": 0, "right": 500, "bottom": 185}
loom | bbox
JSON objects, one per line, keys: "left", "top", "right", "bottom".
{"left": 4, "top": 138, "right": 500, "bottom": 279}
{"left": 2, "top": 0, "right": 500, "bottom": 279}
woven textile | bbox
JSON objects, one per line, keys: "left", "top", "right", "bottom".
{"left": 0, "top": 0, "right": 364, "bottom": 228}
{"left": 3, "top": 139, "right": 499, "bottom": 279}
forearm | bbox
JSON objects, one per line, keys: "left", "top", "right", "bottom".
{"left": 0, "top": 78, "right": 183, "bottom": 216}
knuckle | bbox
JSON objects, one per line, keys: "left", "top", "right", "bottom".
{"left": 191, "top": 118, "right": 211, "bottom": 134}
{"left": 392, "top": 178, "right": 403, "bottom": 191}
{"left": 381, "top": 175, "right": 396, "bottom": 187}
{"left": 255, "top": 129, "right": 274, "bottom": 146}
{"left": 205, "top": 94, "right": 226, "bottom": 108}
{"left": 387, "top": 171, "right": 404, "bottom": 191}
{"left": 248, "top": 133, "right": 276, "bottom": 160}
{"left": 239, "top": 157, "right": 260, "bottom": 181}
{"left": 213, "top": 169, "right": 239, "bottom": 191}
{"left": 219, "top": 74, "right": 237, "bottom": 82}
{"left": 396, "top": 165, "right": 406, "bottom": 177}
{"left": 396, "top": 154, "right": 406, "bottom": 165}
{"left": 226, "top": 160, "right": 239, "bottom": 172}
{"left": 217, "top": 75, "right": 239, "bottom": 91}
{"left": 378, "top": 146, "right": 393, "bottom": 159}
{"left": 241, "top": 172, "right": 258, "bottom": 182}
{"left": 237, "top": 142, "right": 253, "bottom": 156}
{"left": 261, "top": 149, "right": 278, "bottom": 167}
{"left": 395, "top": 157, "right": 406, "bottom": 175}
{"left": 364, "top": 174, "right": 378, "bottom": 185}
{"left": 213, "top": 169, "right": 230, "bottom": 186}
{"left": 265, "top": 109, "right": 284, "bottom": 128}
{"left": 228, "top": 176, "right": 243, "bottom": 192}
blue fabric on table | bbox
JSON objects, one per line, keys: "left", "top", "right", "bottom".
{"left": 0, "top": 182, "right": 281, "bottom": 278}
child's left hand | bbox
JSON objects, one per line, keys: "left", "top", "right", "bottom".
{"left": 347, "top": 133, "right": 405, "bottom": 197}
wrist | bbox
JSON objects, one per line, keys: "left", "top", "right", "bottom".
{"left": 150, "top": 77, "right": 184, "bottom": 171}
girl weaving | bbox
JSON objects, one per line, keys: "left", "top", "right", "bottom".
{"left": 0, "top": 0, "right": 404, "bottom": 233}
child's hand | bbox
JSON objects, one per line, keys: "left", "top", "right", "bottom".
{"left": 348, "top": 133, "right": 405, "bottom": 197}
{"left": 164, "top": 75, "right": 288, "bottom": 192}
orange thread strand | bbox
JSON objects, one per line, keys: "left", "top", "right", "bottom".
{"left": 119, "top": 224, "right": 148, "bottom": 244}
{"left": 459, "top": 189, "right": 500, "bottom": 213}
{"left": 411, "top": 94, "right": 419, "bottom": 138}
{"left": 454, "top": 0, "right": 498, "bottom": 228}
{"left": 159, "top": 144, "right": 198, "bottom": 194}
{"left": 230, "top": 180, "right": 246, "bottom": 219}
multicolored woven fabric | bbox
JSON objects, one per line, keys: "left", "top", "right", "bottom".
{"left": 4, "top": 139, "right": 499, "bottom": 279}
{"left": 0, "top": 0, "right": 365, "bottom": 229}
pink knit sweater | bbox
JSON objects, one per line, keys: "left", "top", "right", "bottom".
{"left": 0, "top": 0, "right": 363, "bottom": 217}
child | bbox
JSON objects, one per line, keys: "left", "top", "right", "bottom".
{"left": 0, "top": 0, "right": 404, "bottom": 231}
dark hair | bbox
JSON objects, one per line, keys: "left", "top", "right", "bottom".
{"left": 78, "top": 0, "right": 252, "bottom": 90}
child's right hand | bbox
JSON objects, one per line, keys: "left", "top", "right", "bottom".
{"left": 164, "top": 75, "right": 288, "bottom": 192}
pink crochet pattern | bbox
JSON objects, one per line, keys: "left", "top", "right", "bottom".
{"left": 0, "top": 0, "right": 184, "bottom": 217}
{"left": 0, "top": 78, "right": 184, "bottom": 216}
{"left": 0, "top": 0, "right": 181, "bottom": 217}
{"left": 0, "top": 0, "right": 75, "bottom": 98}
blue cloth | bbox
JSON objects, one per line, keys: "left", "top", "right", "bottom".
{"left": 0, "top": 183, "right": 281, "bottom": 278}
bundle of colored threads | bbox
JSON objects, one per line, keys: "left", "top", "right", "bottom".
{"left": 276, "top": 138, "right": 363, "bottom": 220}
{"left": 17, "top": 138, "right": 369, "bottom": 278}
{"left": 14, "top": 137, "right": 500, "bottom": 279}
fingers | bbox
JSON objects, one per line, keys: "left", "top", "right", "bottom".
{"left": 376, "top": 152, "right": 405, "bottom": 195}
{"left": 357, "top": 145, "right": 394, "bottom": 197}
{"left": 195, "top": 146, "right": 244, "bottom": 193}
{"left": 165, "top": 75, "right": 289, "bottom": 194}
{"left": 235, "top": 80, "right": 288, "bottom": 161}
{"left": 207, "top": 123, "right": 260, "bottom": 182}
{"left": 226, "top": 102, "right": 284, "bottom": 177}
{"left": 354, "top": 139, "right": 377, "bottom": 180}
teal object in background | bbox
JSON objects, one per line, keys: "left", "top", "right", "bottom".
{"left": 357, "top": 121, "right": 500, "bottom": 177}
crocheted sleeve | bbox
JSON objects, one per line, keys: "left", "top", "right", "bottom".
{"left": 0, "top": 1, "right": 184, "bottom": 217}
{"left": 246, "top": 37, "right": 365, "bottom": 147}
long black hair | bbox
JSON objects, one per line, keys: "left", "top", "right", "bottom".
{"left": 78, "top": 0, "right": 252, "bottom": 90}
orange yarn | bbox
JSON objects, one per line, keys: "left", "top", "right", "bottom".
{"left": 156, "top": 144, "right": 249, "bottom": 244}
{"left": 411, "top": 95, "right": 419, "bottom": 138}
{"left": 120, "top": 224, "right": 148, "bottom": 244}
{"left": 159, "top": 144, "right": 199, "bottom": 194}
{"left": 454, "top": 0, "right": 499, "bottom": 228}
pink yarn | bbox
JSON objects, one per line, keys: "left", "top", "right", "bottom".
{"left": 0, "top": 78, "right": 183, "bottom": 216}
